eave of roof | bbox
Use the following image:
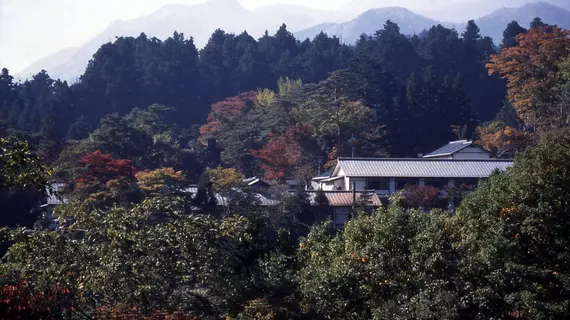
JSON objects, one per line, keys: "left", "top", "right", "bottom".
{"left": 320, "top": 176, "right": 344, "bottom": 182}
{"left": 307, "top": 191, "right": 382, "bottom": 207}
{"left": 423, "top": 140, "right": 473, "bottom": 157}
{"left": 336, "top": 158, "right": 513, "bottom": 178}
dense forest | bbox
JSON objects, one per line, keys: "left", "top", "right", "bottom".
{"left": 3, "top": 15, "right": 570, "bottom": 319}
{"left": 1, "top": 20, "right": 509, "bottom": 153}
{"left": 0, "top": 19, "right": 521, "bottom": 227}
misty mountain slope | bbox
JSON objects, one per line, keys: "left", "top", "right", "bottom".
{"left": 341, "top": 0, "right": 570, "bottom": 21}
{"left": 476, "top": 2, "right": 570, "bottom": 42}
{"left": 253, "top": 4, "right": 351, "bottom": 30}
{"left": 15, "top": 47, "right": 79, "bottom": 82}
{"left": 295, "top": 7, "right": 442, "bottom": 43}
{"left": 15, "top": 0, "right": 348, "bottom": 83}
{"left": 297, "top": 1, "right": 570, "bottom": 45}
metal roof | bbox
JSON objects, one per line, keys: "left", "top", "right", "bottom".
{"left": 243, "top": 177, "right": 270, "bottom": 186}
{"left": 424, "top": 140, "right": 473, "bottom": 158}
{"left": 41, "top": 183, "right": 68, "bottom": 207}
{"left": 307, "top": 191, "right": 382, "bottom": 207}
{"left": 311, "top": 169, "right": 334, "bottom": 181}
{"left": 335, "top": 158, "right": 513, "bottom": 178}
{"left": 320, "top": 175, "right": 344, "bottom": 182}
{"left": 184, "top": 186, "right": 279, "bottom": 206}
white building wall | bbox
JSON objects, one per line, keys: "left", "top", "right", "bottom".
{"left": 452, "top": 147, "right": 490, "bottom": 159}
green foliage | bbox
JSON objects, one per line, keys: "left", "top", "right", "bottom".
{"left": 453, "top": 130, "right": 570, "bottom": 319}
{"left": 1, "top": 197, "right": 253, "bottom": 317}
{"left": 298, "top": 206, "right": 459, "bottom": 319}
{"left": 0, "top": 137, "right": 51, "bottom": 191}
{"left": 3, "top": 131, "right": 570, "bottom": 318}
{"left": 0, "top": 137, "right": 52, "bottom": 227}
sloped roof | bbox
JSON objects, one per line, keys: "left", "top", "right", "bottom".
{"left": 243, "top": 177, "right": 270, "bottom": 186}
{"left": 307, "top": 191, "right": 382, "bottom": 207}
{"left": 184, "top": 186, "right": 279, "bottom": 206}
{"left": 423, "top": 140, "right": 474, "bottom": 158}
{"left": 311, "top": 169, "right": 334, "bottom": 181}
{"left": 335, "top": 158, "right": 512, "bottom": 178}
{"left": 41, "top": 183, "right": 68, "bottom": 207}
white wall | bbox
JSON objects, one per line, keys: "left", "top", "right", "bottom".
{"left": 453, "top": 147, "right": 490, "bottom": 159}
{"left": 452, "top": 147, "right": 490, "bottom": 159}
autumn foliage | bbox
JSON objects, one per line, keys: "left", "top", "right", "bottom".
{"left": 74, "top": 151, "right": 137, "bottom": 202}
{"left": 94, "top": 306, "right": 202, "bottom": 320}
{"left": 207, "top": 166, "right": 244, "bottom": 195}
{"left": 476, "top": 122, "right": 531, "bottom": 158}
{"left": 135, "top": 167, "right": 187, "bottom": 195}
{"left": 250, "top": 128, "right": 304, "bottom": 180}
{"left": 404, "top": 185, "right": 440, "bottom": 208}
{"left": 0, "top": 281, "right": 73, "bottom": 319}
{"left": 199, "top": 91, "right": 258, "bottom": 141}
{"left": 487, "top": 25, "right": 570, "bottom": 130}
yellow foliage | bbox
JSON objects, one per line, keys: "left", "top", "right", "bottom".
{"left": 256, "top": 89, "right": 276, "bottom": 108}
{"left": 475, "top": 122, "right": 530, "bottom": 158}
{"left": 135, "top": 167, "right": 186, "bottom": 194}
{"left": 207, "top": 167, "right": 244, "bottom": 194}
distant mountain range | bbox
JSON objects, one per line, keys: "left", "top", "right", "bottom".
{"left": 16, "top": 0, "right": 570, "bottom": 83}
{"left": 16, "top": 0, "right": 351, "bottom": 82}
{"left": 296, "top": 2, "right": 570, "bottom": 45}
{"left": 340, "top": 0, "right": 570, "bottom": 22}
{"left": 294, "top": 7, "right": 442, "bottom": 43}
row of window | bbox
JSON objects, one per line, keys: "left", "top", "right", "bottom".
{"left": 361, "top": 178, "right": 481, "bottom": 191}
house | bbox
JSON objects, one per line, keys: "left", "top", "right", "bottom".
{"left": 40, "top": 183, "right": 68, "bottom": 216}
{"left": 309, "top": 169, "right": 333, "bottom": 190}
{"left": 422, "top": 140, "right": 490, "bottom": 159}
{"left": 314, "top": 141, "right": 513, "bottom": 205}
{"left": 39, "top": 183, "right": 70, "bottom": 230}
{"left": 243, "top": 176, "right": 271, "bottom": 193}
{"left": 307, "top": 190, "right": 382, "bottom": 227}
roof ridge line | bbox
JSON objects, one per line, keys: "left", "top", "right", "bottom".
{"left": 338, "top": 157, "right": 513, "bottom": 162}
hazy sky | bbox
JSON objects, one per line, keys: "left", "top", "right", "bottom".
{"left": 0, "top": 0, "right": 509, "bottom": 74}
{"left": 0, "top": 0, "right": 356, "bottom": 73}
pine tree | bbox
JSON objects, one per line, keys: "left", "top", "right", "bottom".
{"left": 462, "top": 20, "right": 481, "bottom": 47}
{"left": 193, "top": 170, "right": 217, "bottom": 209}
{"left": 530, "top": 17, "right": 546, "bottom": 29}
{"left": 501, "top": 21, "right": 527, "bottom": 49}
{"left": 406, "top": 72, "right": 425, "bottom": 156}
{"left": 66, "top": 116, "right": 91, "bottom": 140}
{"left": 38, "top": 108, "right": 62, "bottom": 163}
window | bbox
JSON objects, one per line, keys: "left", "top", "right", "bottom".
{"left": 367, "top": 178, "right": 390, "bottom": 190}
{"left": 334, "top": 207, "right": 351, "bottom": 227}
{"left": 455, "top": 178, "right": 480, "bottom": 188}
{"left": 425, "top": 178, "right": 449, "bottom": 189}
{"left": 396, "top": 178, "right": 418, "bottom": 190}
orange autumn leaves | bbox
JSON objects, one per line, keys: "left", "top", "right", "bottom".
{"left": 199, "top": 91, "right": 258, "bottom": 143}
{"left": 75, "top": 151, "right": 188, "bottom": 201}
{"left": 249, "top": 127, "right": 304, "bottom": 181}
{"left": 487, "top": 25, "right": 570, "bottom": 130}
{"left": 476, "top": 123, "right": 531, "bottom": 158}
{"left": 135, "top": 167, "right": 186, "bottom": 195}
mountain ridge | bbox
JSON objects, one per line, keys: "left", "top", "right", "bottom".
{"left": 296, "top": 1, "right": 570, "bottom": 44}
{"left": 16, "top": 1, "right": 570, "bottom": 82}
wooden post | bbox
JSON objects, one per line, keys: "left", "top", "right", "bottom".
{"left": 351, "top": 181, "right": 356, "bottom": 220}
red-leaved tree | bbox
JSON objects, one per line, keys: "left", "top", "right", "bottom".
{"left": 487, "top": 25, "right": 570, "bottom": 130}
{"left": 74, "top": 151, "right": 137, "bottom": 203}
{"left": 199, "top": 91, "right": 258, "bottom": 141}
{"left": 251, "top": 128, "right": 303, "bottom": 181}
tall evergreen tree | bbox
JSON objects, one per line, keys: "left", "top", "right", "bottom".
{"left": 530, "top": 17, "right": 546, "bottom": 29}
{"left": 501, "top": 21, "right": 527, "bottom": 49}
{"left": 38, "top": 107, "right": 63, "bottom": 163}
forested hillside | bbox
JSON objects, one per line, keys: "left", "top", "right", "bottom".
{"left": 2, "top": 19, "right": 505, "bottom": 151}
{"left": 3, "top": 10, "right": 570, "bottom": 319}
